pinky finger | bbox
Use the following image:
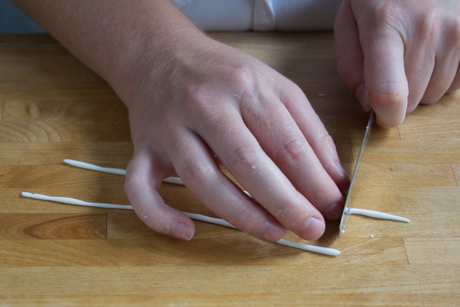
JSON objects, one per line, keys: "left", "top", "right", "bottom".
{"left": 124, "top": 149, "right": 195, "bottom": 240}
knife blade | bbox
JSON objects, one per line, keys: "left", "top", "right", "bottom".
{"left": 338, "top": 110, "right": 375, "bottom": 238}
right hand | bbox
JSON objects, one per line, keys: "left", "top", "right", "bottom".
{"left": 335, "top": 0, "right": 460, "bottom": 127}
{"left": 121, "top": 34, "right": 349, "bottom": 242}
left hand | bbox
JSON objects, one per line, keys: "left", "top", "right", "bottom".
{"left": 335, "top": 0, "right": 460, "bottom": 127}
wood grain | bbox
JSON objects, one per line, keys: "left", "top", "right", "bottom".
{"left": 0, "top": 142, "right": 133, "bottom": 166}
{"left": 0, "top": 213, "right": 106, "bottom": 239}
{"left": 1, "top": 33, "right": 459, "bottom": 306}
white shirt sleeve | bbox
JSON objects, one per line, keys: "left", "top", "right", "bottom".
{"left": 273, "top": 0, "right": 343, "bottom": 31}
{"left": 170, "top": 0, "right": 343, "bottom": 31}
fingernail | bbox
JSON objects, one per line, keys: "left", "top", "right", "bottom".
{"left": 323, "top": 202, "right": 344, "bottom": 221}
{"left": 171, "top": 222, "right": 195, "bottom": 241}
{"left": 337, "top": 162, "right": 351, "bottom": 194}
{"left": 356, "top": 83, "right": 371, "bottom": 111}
{"left": 336, "top": 162, "right": 348, "bottom": 178}
{"left": 258, "top": 220, "right": 285, "bottom": 242}
{"left": 299, "top": 217, "right": 325, "bottom": 241}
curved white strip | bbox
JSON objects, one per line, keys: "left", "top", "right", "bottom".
{"left": 64, "top": 159, "right": 183, "bottom": 185}
{"left": 64, "top": 159, "right": 254, "bottom": 196}
{"left": 21, "top": 191, "right": 340, "bottom": 256}
{"left": 347, "top": 208, "right": 410, "bottom": 223}
{"left": 277, "top": 239, "right": 341, "bottom": 256}
{"left": 21, "top": 192, "right": 133, "bottom": 210}
{"left": 243, "top": 190, "right": 252, "bottom": 197}
{"left": 183, "top": 212, "right": 236, "bottom": 229}
{"left": 162, "top": 177, "right": 184, "bottom": 185}
{"left": 64, "top": 159, "right": 127, "bottom": 175}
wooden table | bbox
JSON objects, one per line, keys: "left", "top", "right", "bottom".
{"left": 1, "top": 33, "right": 459, "bottom": 306}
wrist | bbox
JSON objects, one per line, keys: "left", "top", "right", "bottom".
{"left": 106, "top": 23, "right": 210, "bottom": 110}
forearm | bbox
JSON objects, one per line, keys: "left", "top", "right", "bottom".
{"left": 12, "top": 0, "right": 350, "bottom": 241}
{"left": 12, "top": 0, "right": 206, "bottom": 105}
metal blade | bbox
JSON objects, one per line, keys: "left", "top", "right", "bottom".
{"left": 338, "top": 110, "right": 375, "bottom": 238}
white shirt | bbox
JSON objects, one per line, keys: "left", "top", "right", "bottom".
{"left": 0, "top": 0, "right": 342, "bottom": 33}
{"left": 170, "top": 0, "right": 343, "bottom": 31}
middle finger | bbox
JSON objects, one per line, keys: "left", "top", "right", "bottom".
{"left": 192, "top": 101, "right": 327, "bottom": 240}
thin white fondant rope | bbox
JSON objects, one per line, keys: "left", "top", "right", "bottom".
{"left": 21, "top": 191, "right": 341, "bottom": 256}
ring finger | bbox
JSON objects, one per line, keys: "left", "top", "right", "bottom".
{"left": 168, "top": 127, "right": 286, "bottom": 242}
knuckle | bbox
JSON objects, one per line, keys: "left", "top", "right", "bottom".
{"left": 373, "top": 2, "right": 403, "bottom": 29}
{"left": 229, "top": 206, "right": 256, "bottom": 230}
{"left": 320, "top": 133, "right": 337, "bottom": 154}
{"left": 272, "top": 206, "right": 288, "bottom": 222}
{"left": 417, "top": 12, "right": 440, "bottom": 44}
{"left": 272, "top": 196, "right": 302, "bottom": 227}
{"left": 370, "top": 83, "right": 408, "bottom": 108}
{"left": 184, "top": 85, "right": 213, "bottom": 113}
{"left": 228, "top": 144, "right": 260, "bottom": 178}
{"left": 227, "top": 66, "right": 257, "bottom": 94}
{"left": 273, "top": 136, "right": 309, "bottom": 169}
{"left": 309, "top": 182, "right": 334, "bottom": 205}
{"left": 180, "top": 161, "right": 215, "bottom": 191}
